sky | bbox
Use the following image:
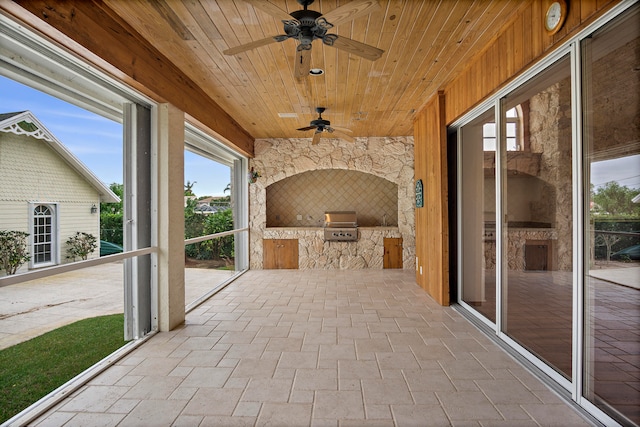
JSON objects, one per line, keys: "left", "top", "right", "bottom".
{"left": 0, "top": 75, "right": 231, "bottom": 197}
{"left": 591, "top": 155, "right": 640, "bottom": 190}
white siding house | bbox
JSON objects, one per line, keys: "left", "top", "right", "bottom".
{"left": 0, "top": 111, "right": 119, "bottom": 274}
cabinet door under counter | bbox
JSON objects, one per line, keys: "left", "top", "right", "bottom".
{"left": 263, "top": 239, "right": 299, "bottom": 269}
{"left": 383, "top": 237, "right": 403, "bottom": 269}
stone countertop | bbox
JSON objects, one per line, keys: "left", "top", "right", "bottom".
{"left": 263, "top": 226, "right": 403, "bottom": 241}
{"left": 265, "top": 227, "right": 323, "bottom": 231}
{"left": 264, "top": 226, "right": 400, "bottom": 230}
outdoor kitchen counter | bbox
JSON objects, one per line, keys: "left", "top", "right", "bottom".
{"left": 263, "top": 226, "right": 401, "bottom": 237}
{"left": 264, "top": 226, "right": 400, "bottom": 230}
{"left": 262, "top": 227, "right": 402, "bottom": 269}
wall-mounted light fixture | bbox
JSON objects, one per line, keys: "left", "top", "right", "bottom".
{"left": 90, "top": 204, "right": 98, "bottom": 214}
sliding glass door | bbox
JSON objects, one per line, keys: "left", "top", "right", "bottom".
{"left": 501, "top": 56, "right": 573, "bottom": 379}
{"left": 456, "top": 4, "right": 639, "bottom": 425}
{"left": 582, "top": 7, "right": 640, "bottom": 426}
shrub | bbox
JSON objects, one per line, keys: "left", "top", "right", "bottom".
{"left": 66, "top": 232, "right": 98, "bottom": 261}
{"left": 0, "top": 230, "right": 30, "bottom": 275}
{"left": 204, "top": 208, "right": 234, "bottom": 259}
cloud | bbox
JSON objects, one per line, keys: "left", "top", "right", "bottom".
{"left": 65, "top": 144, "right": 122, "bottom": 155}
{"left": 49, "top": 123, "right": 122, "bottom": 139}
{"left": 40, "top": 108, "right": 110, "bottom": 122}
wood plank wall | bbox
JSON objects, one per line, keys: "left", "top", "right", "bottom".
{"left": 444, "top": 0, "right": 619, "bottom": 124}
{"left": 414, "top": 91, "right": 448, "bottom": 306}
{"left": 413, "top": 0, "right": 620, "bottom": 305}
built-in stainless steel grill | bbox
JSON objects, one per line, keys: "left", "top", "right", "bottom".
{"left": 324, "top": 211, "right": 358, "bottom": 241}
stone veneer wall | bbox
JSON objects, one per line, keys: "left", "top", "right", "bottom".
{"left": 249, "top": 137, "right": 415, "bottom": 270}
{"left": 484, "top": 228, "right": 558, "bottom": 270}
{"left": 529, "top": 79, "right": 573, "bottom": 271}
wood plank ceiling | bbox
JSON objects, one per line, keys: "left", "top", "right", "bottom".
{"left": 84, "top": 1, "right": 524, "bottom": 140}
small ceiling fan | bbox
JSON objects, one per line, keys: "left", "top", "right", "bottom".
{"left": 224, "top": 0, "right": 384, "bottom": 79}
{"left": 298, "top": 107, "right": 355, "bottom": 145}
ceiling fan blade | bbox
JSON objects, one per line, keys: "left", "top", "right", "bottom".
{"left": 294, "top": 47, "right": 312, "bottom": 79}
{"left": 324, "top": 35, "right": 383, "bottom": 61}
{"left": 312, "top": 131, "right": 322, "bottom": 145}
{"left": 332, "top": 126, "right": 353, "bottom": 133}
{"left": 297, "top": 125, "right": 317, "bottom": 131}
{"left": 321, "top": 0, "right": 380, "bottom": 26}
{"left": 331, "top": 130, "right": 356, "bottom": 143}
{"left": 223, "top": 36, "right": 282, "bottom": 55}
{"left": 243, "top": 0, "right": 292, "bottom": 21}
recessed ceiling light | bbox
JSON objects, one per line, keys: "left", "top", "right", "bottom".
{"left": 353, "top": 111, "right": 368, "bottom": 121}
{"left": 278, "top": 113, "right": 298, "bottom": 118}
{"left": 309, "top": 68, "right": 324, "bottom": 76}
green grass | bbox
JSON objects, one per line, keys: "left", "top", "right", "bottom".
{"left": 0, "top": 314, "right": 127, "bottom": 424}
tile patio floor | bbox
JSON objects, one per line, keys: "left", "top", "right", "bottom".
{"left": 29, "top": 269, "right": 593, "bottom": 426}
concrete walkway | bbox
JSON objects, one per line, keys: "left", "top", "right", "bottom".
{"left": 0, "top": 263, "right": 235, "bottom": 350}
{"left": 589, "top": 266, "right": 640, "bottom": 289}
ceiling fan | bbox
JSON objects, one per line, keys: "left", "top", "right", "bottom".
{"left": 223, "top": 0, "right": 384, "bottom": 79}
{"left": 298, "top": 107, "right": 355, "bottom": 145}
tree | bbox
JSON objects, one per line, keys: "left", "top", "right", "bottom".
{"left": 184, "top": 181, "right": 197, "bottom": 196}
{"left": 591, "top": 183, "right": 640, "bottom": 261}
{"left": 216, "top": 183, "right": 232, "bottom": 207}
{"left": 101, "top": 183, "right": 123, "bottom": 214}
{"left": 592, "top": 182, "right": 640, "bottom": 217}
{"left": 595, "top": 232, "right": 622, "bottom": 262}
{"left": 184, "top": 198, "right": 207, "bottom": 259}
{"left": 0, "top": 230, "right": 30, "bottom": 275}
{"left": 100, "top": 183, "right": 124, "bottom": 245}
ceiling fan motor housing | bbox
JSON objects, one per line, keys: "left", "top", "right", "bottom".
{"left": 288, "top": 9, "right": 331, "bottom": 46}
{"left": 310, "top": 118, "right": 331, "bottom": 129}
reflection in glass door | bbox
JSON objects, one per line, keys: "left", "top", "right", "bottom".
{"left": 455, "top": 5, "right": 639, "bottom": 425}
{"left": 460, "top": 108, "right": 496, "bottom": 323}
{"left": 582, "top": 6, "right": 640, "bottom": 425}
{"left": 501, "top": 56, "right": 573, "bottom": 379}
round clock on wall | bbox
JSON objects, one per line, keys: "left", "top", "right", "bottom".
{"left": 545, "top": 0, "right": 568, "bottom": 35}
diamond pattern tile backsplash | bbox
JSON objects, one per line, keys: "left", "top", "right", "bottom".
{"left": 266, "top": 169, "right": 398, "bottom": 227}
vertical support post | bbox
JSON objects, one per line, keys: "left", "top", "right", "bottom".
{"left": 155, "top": 103, "right": 185, "bottom": 331}
{"left": 233, "top": 158, "right": 249, "bottom": 271}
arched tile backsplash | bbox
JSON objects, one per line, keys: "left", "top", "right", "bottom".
{"left": 266, "top": 169, "right": 398, "bottom": 227}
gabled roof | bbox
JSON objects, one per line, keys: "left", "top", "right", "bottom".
{"left": 0, "top": 111, "right": 119, "bottom": 203}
